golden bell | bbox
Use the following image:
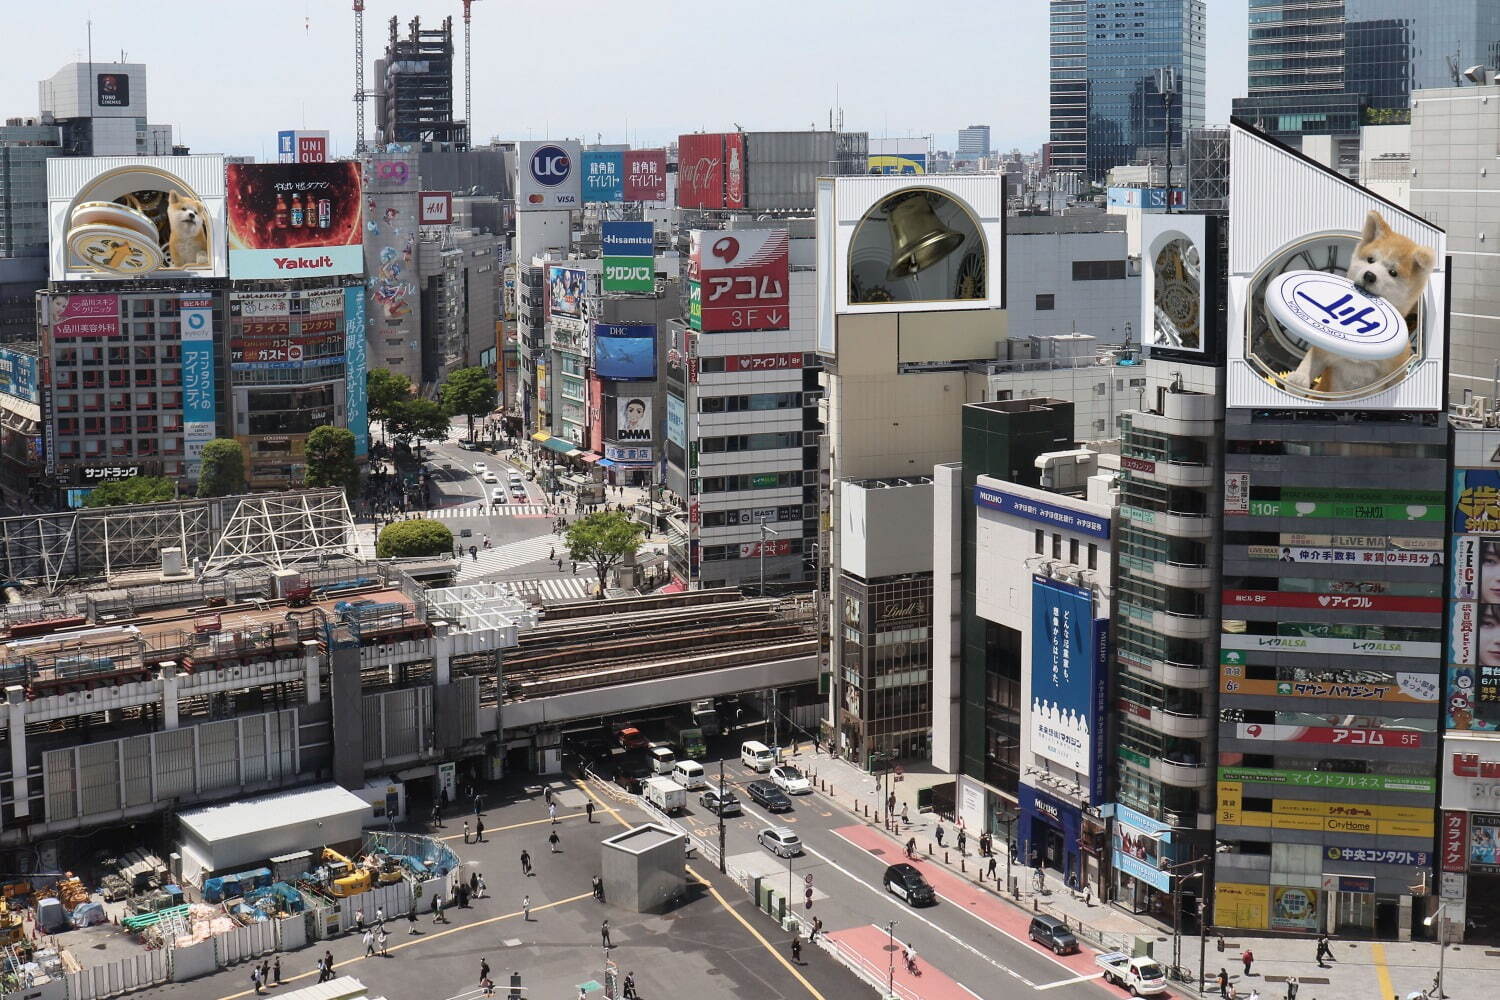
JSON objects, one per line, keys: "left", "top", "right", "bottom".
{"left": 884, "top": 191, "right": 964, "bottom": 281}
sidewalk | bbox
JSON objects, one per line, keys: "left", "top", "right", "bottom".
{"left": 795, "top": 749, "right": 1495, "bottom": 1000}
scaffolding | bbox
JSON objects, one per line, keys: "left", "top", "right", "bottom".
{"left": 201, "top": 492, "right": 357, "bottom": 578}
{"left": 1186, "top": 126, "right": 1230, "bottom": 214}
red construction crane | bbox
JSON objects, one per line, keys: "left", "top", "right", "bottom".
{"left": 353, "top": 1, "right": 367, "bottom": 154}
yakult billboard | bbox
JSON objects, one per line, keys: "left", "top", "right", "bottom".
{"left": 225, "top": 163, "right": 364, "bottom": 279}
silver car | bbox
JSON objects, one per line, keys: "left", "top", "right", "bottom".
{"left": 757, "top": 826, "right": 802, "bottom": 858}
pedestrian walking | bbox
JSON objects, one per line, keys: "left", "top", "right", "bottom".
{"left": 592, "top": 875, "right": 604, "bottom": 901}
{"left": 377, "top": 929, "right": 388, "bottom": 956}
{"left": 987, "top": 855, "right": 998, "bottom": 880}
{"left": 407, "top": 903, "right": 418, "bottom": 934}
{"left": 1286, "top": 975, "right": 1299, "bottom": 1000}
{"left": 1248, "top": 988, "right": 1260, "bottom": 1000}
{"left": 363, "top": 929, "right": 375, "bottom": 957}
{"left": 355, "top": 908, "right": 365, "bottom": 932}
{"left": 549, "top": 801, "right": 557, "bottom": 824}
{"left": 549, "top": 830, "right": 560, "bottom": 853}
{"left": 935, "top": 823, "right": 945, "bottom": 847}
{"left": 480, "top": 959, "right": 491, "bottom": 986}
{"left": 324, "top": 951, "right": 335, "bottom": 980}
{"left": 602, "top": 919, "right": 612, "bottom": 949}
{"left": 470, "top": 872, "right": 480, "bottom": 895}
{"left": 433, "top": 895, "right": 447, "bottom": 924}
{"left": 431, "top": 803, "right": 442, "bottom": 828}
{"left": 586, "top": 800, "right": 596, "bottom": 823}
{"left": 958, "top": 829, "right": 967, "bottom": 854}
{"left": 521, "top": 850, "right": 532, "bottom": 876}
{"left": 1217, "top": 968, "right": 1231, "bottom": 1000}
{"left": 901, "top": 803, "right": 909, "bottom": 826}
{"left": 544, "top": 786, "right": 553, "bottom": 805}
{"left": 791, "top": 932, "right": 802, "bottom": 963}
{"left": 474, "top": 793, "right": 483, "bottom": 816}
{"left": 476, "top": 818, "right": 485, "bottom": 842}
{"left": 1241, "top": 949, "right": 1254, "bottom": 976}
{"left": 549, "top": 547, "right": 555, "bottom": 560}
{"left": 463, "top": 820, "right": 471, "bottom": 844}
{"left": 810, "top": 916, "right": 823, "bottom": 942}
{"left": 1315, "top": 935, "right": 1333, "bottom": 967}
{"left": 476, "top": 873, "right": 487, "bottom": 898}
{"left": 252, "top": 965, "right": 263, "bottom": 994}
{"left": 375, "top": 905, "right": 384, "bottom": 927}
{"left": 522, "top": 895, "right": 531, "bottom": 921}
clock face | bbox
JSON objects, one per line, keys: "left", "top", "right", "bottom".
{"left": 1245, "top": 232, "right": 1424, "bottom": 402}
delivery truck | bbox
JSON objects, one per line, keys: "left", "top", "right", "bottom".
{"left": 642, "top": 775, "right": 687, "bottom": 815}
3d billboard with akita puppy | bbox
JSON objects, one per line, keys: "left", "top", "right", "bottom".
{"left": 1226, "top": 121, "right": 1447, "bottom": 410}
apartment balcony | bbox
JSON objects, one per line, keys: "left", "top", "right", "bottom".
{"left": 1147, "top": 559, "right": 1215, "bottom": 590}
{"left": 1124, "top": 407, "right": 1217, "bottom": 439}
{"left": 1159, "top": 759, "right": 1213, "bottom": 789}
{"left": 1153, "top": 509, "right": 1216, "bottom": 539}
{"left": 1158, "top": 659, "right": 1214, "bottom": 690}
{"left": 1156, "top": 707, "right": 1213, "bottom": 740}
{"left": 1153, "top": 609, "right": 1215, "bottom": 640}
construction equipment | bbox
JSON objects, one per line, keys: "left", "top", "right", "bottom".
{"left": 321, "top": 848, "right": 371, "bottom": 898}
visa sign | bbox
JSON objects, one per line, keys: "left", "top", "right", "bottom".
{"left": 519, "top": 140, "right": 582, "bottom": 210}
{"left": 603, "top": 257, "right": 654, "bottom": 294}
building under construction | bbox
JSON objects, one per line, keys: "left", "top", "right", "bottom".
{"left": 374, "top": 15, "right": 468, "bottom": 149}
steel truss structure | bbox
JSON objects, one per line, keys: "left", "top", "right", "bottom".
{"left": 201, "top": 492, "right": 357, "bottom": 577}
{"left": 1187, "top": 126, "right": 1230, "bottom": 214}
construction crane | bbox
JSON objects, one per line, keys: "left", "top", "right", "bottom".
{"left": 353, "top": 1, "right": 367, "bottom": 154}
{"left": 461, "top": 0, "right": 483, "bottom": 150}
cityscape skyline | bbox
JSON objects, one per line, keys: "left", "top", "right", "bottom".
{"left": 6, "top": 0, "right": 1250, "bottom": 157}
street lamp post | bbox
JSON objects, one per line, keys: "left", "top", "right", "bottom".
{"left": 718, "top": 757, "right": 727, "bottom": 875}
{"left": 1424, "top": 904, "right": 1450, "bottom": 999}
{"left": 886, "top": 920, "right": 897, "bottom": 998}
{"left": 1161, "top": 855, "right": 1210, "bottom": 985}
{"left": 997, "top": 807, "right": 1019, "bottom": 892}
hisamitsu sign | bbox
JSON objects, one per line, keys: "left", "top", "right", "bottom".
{"left": 974, "top": 486, "right": 1110, "bottom": 539}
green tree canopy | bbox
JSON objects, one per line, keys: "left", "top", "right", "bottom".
{"left": 196, "top": 438, "right": 246, "bottom": 498}
{"left": 376, "top": 518, "right": 454, "bottom": 559}
{"left": 304, "top": 425, "right": 360, "bottom": 497}
{"left": 387, "top": 398, "right": 450, "bottom": 450}
{"left": 367, "top": 368, "right": 414, "bottom": 444}
{"left": 564, "top": 510, "right": 645, "bottom": 598}
{"left": 83, "top": 476, "right": 177, "bottom": 508}
{"left": 440, "top": 367, "right": 498, "bottom": 438}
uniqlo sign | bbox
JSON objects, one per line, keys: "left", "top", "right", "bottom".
{"left": 624, "top": 149, "right": 667, "bottom": 202}
{"left": 1441, "top": 810, "right": 1468, "bottom": 872}
{"left": 298, "top": 136, "right": 327, "bottom": 163}
{"left": 693, "top": 229, "right": 789, "bottom": 333}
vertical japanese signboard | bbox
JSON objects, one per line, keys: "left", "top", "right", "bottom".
{"left": 180, "top": 295, "right": 216, "bottom": 464}
{"left": 345, "top": 286, "right": 368, "bottom": 458}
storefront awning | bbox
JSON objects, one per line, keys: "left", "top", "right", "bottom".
{"left": 597, "top": 458, "right": 617, "bottom": 468}
{"left": 659, "top": 580, "right": 688, "bottom": 594}
{"left": 577, "top": 452, "right": 601, "bottom": 464}
{"left": 540, "top": 436, "right": 578, "bottom": 455}
{"left": 530, "top": 431, "right": 552, "bottom": 444}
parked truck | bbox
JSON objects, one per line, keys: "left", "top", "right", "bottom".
{"left": 1094, "top": 953, "right": 1168, "bottom": 996}
{"left": 679, "top": 727, "right": 707, "bottom": 758}
{"left": 642, "top": 776, "right": 687, "bottom": 815}
{"left": 690, "top": 699, "right": 721, "bottom": 737}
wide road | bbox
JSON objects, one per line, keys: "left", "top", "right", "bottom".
{"left": 671, "top": 748, "right": 1123, "bottom": 1000}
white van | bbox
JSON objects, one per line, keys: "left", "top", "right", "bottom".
{"left": 740, "top": 740, "right": 775, "bottom": 773}
{"left": 649, "top": 746, "right": 676, "bottom": 775}
{"left": 672, "top": 759, "right": 707, "bottom": 790}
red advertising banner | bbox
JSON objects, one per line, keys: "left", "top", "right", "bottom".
{"left": 623, "top": 149, "right": 668, "bottom": 202}
{"left": 1235, "top": 723, "right": 1424, "bottom": 748}
{"left": 695, "top": 229, "right": 790, "bottom": 333}
{"left": 1221, "top": 590, "right": 1443, "bottom": 613}
{"left": 1121, "top": 456, "right": 1156, "bottom": 473}
{"left": 1442, "top": 810, "right": 1469, "bottom": 872}
{"left": 298, "top": 135, "right": 327, "bottom": 163}
{"left": 725, "top": 351, "right": 803, "bottom": 373}
{"left": 740, "top": 538, "right": 792, "bottom": 559}
{"left": 724, "top": 132, "right": 746, "bottom": 210}
{"left": 677, "top": 133, "right": 725, "bottom": 209}
{"left": 50, "top": 294, "right": 120, "bottom": 339}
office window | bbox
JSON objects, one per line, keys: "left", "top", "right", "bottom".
{"left": 1069, "top": 538, "right": 1080, "bottom": 566}
{"left": 1035, "top": 529, "right": 1044, "bottom": 555}
{"left": 1052, "top": 533, "right": 1062, "bottom": 559}
{"left": 1088, "top": 543, "right": 1098, "bottom": 570}
{"left": 1072, "top": 260, "right": 1127, "bottom": 281}
{"left": 1035, "top": 293, "right": 1055, "bottom": 310}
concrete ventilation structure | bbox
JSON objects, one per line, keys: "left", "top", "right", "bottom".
{"left": 600, "top": 824, "right": 687, "bottom": 914}
{"left": 375, "top": 16, "right": 467, "bottom": 149}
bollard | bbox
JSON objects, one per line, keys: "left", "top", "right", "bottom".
{"left": 945, "top": 851, "right": 950, "bottom": 865}
{"left": 927, "top": 842, "right": 933, "bottom": 855}
{"left": 960, "top": 857, "right": 965, "bottom": 873}
{"left": 1033, "top": 897, "right": 1039, "bottom": 912}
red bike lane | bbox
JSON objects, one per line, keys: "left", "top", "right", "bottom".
{"left": 824, "top": 923, "right": 980, "bottom": 1000}
{"left": 833, "top": 824, "right": 1109, "bottom": 984}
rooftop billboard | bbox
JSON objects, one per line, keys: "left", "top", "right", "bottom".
{"left": 225, "top": 163, "right": 364, "bottom": 279}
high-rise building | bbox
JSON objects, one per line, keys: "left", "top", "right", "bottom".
{"left": 375, "top": 15, "right": 467, "bottom": 149}
{"left": 957, "top": 125, "right": 991, "bottom": 160}
{"left": 1048, "top": 0, "right": 1206, "bottom": 182}
{"left": 1232, "top": 1, "right": 1500, "bottom": 144}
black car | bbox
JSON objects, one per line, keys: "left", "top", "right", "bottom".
{"left": 882, "top": 863, "right": 936, "bottom": 906}
{"left": 746, "top": 780, "right": 792, "bottom": 812}
{"left": 699, "top": 788, "right": 742, "bottom": 816}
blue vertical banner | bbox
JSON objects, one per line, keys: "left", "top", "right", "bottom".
{"left": 1029, "top": 576, "right": 1104, "bottom": 793}
{"left": 582, "top": 151, "right": 624, "bottom": 202}
{"left": 180, "top": 295, "right": 216, "bottom": 466}
{"left": 344, "top": 286, "right": 369, "bottom": 458}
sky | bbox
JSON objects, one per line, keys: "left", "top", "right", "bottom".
{"left": 10, "top": 1, "right": 1249, "bottom": 159}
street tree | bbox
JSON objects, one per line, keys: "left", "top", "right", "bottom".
{"left": 440, "top": 367, "right": 497, "bottom": 440}
{"left": 83, "top": 476, "right": 176, "bottom": 508}
{"left": 196, "top": 438, "right": 245, "bottom": 498}
{"left": 366, "top": 368, "right": 413, "bottom": 445}
{"left": 304, "top": 426, "right": 360, "bottom": 497}
{"left": 564, "top": 510, "right": 645, "bottom": 598}
{"left": 377, "top": 518, "right": 453, "bottom": 559}
{"left": 387, "top": 398, "right": 450, "bottom": 455}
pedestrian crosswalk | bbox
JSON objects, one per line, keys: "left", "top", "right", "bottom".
{"left": 417, "top": 503, "right": 550, "bottom": 519}
{"left": 454, "top": 532, "right": 562, "bottom": 582}
{"left": 511, "top": 576, "right": 595, "bottom": 603}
